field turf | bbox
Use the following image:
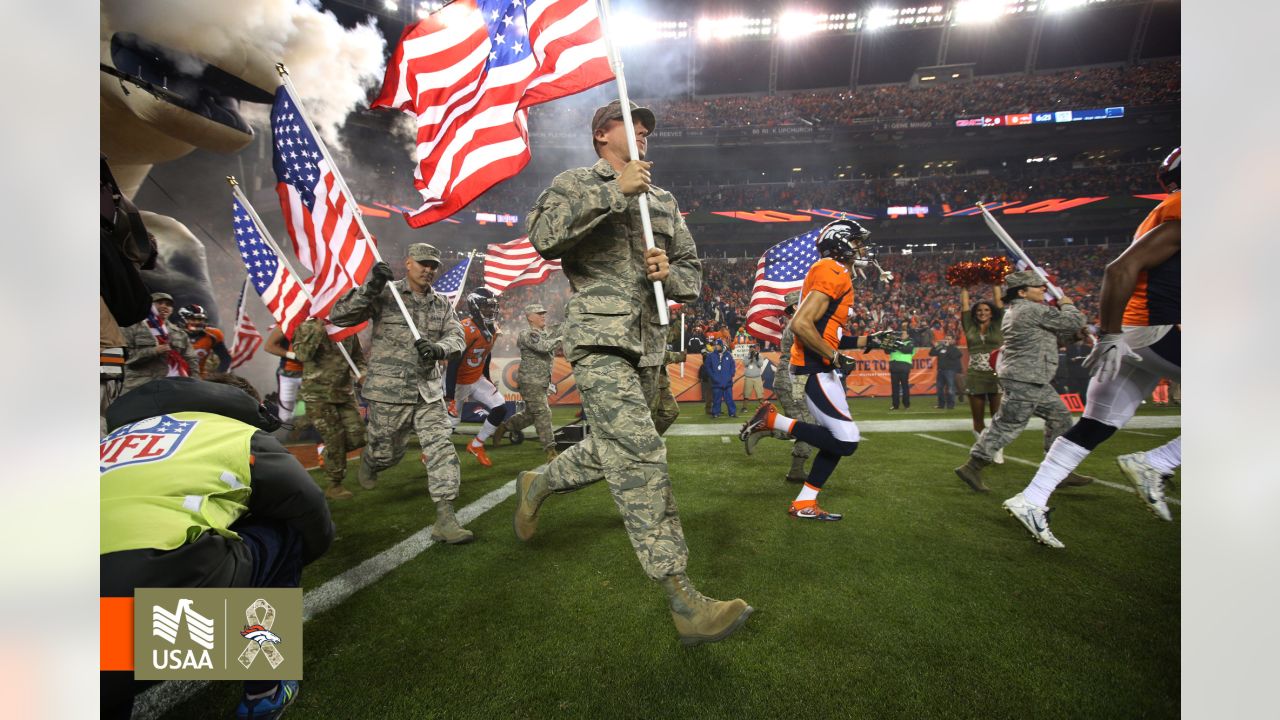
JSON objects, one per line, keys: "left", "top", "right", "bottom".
{"left": 155, "top": 399, "right": 1180, "bottom": 720}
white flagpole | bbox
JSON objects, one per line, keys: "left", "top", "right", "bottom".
{"left": 229, "top": 275, "right": 251, "bottom": 355}
{"left": 977, "top": 203, "right": 1064, "bottom": 300}
{"left": 228, "top": 177, "right": 362, "bottom": 378}
{"left": 679, "top": 309, "right": 685, "bottom": 378}
{"left": 454, "top": 249, "right": 476, "bottom": 309}
{"left": 593, "top": 0, "right": 670, "bottom": 326}
{"left": 275, "top": 64, "right": 423, "bottom": 341}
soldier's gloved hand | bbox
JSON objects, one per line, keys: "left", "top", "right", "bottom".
{"left": 833, "top": 352, "right": 857, "bottom": 372}
{"left": 414, "top": 339, "right": 444, "bottom": 361}
{"left": 1082, "top": 333, "right": 1141, "bottom": 383}
{"left": 618, "top": 160, "right": 653, "bottom": 196}
{"left": 367, "top": 261, "right": 394, "bottom": 292}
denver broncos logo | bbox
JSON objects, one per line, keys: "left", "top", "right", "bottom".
{"left": 240, "top": 624, "right": 283, "bottom": 646}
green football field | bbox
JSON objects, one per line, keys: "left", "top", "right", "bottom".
{"left": 150, "top": 399, "right": 1181, "bottom": 719}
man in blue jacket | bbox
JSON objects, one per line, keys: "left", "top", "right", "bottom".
{"left": 707, "top": 339, "right": 737, "bottom": 418}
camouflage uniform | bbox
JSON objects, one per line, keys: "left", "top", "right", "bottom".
{"left": 293, "top": 318, "right": 366, "bottom": 487}
{"left": 527, "top": 156, "right": 701, "bottom": 581}
{"left": 505, "top": 306, "right": 561, "bottom": 451}
{"left": 120, "top": 318, "right": 199, "bottom": 394}
{"left": 329, "top": 275, "right": 465, "bottom": 502}
{"left": 773, "top": 320, "right": 814, "bottom": 461}
{"left": 650, "top": 322, "right": 683, "bottom": 435}
{"left": 970, "top": 284, "right": 1085, "bottom": 461}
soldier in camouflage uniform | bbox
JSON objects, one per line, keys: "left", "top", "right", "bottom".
{"left": 650, "top": 319, "right": 684, "bottom": 435}
{"left": 496, "top": 303, "right": 561, "bottom": 461}
{"left": 512, "top": 100, "right": 752, "bottom": 647}
{"left": 743, "top": 291, "right": 813, "bottom": 482}
{"left": 293, "top": 317, "right": 366, "bottom": 500}
{"left": 121, "top": 292, "right": 200, "bottom": 393}
{"left": 954, "top": 270, "right": 1096, "bottom": 493}
{"left": 329, "top": 243, "right": 473, "bottom": 543}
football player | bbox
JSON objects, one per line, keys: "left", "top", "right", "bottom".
{"left": 739, "top": 219, "right": 897, "bottom": 521}
{"left": 178, "top": 304, "right": 232, "bottom": 377}
{"left": 447, "top": 288, "right": 508, "bottom": 466}
{"left": 1003, "top": 147, "right": 1182, "bottom": 548}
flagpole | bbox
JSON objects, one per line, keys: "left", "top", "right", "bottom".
{"left": 976, "top": 203, "right": 1064, "bottom": 300}
{"left": 229, "top": 275, "right": 251, "bottom": 356}
{"left": 679, "top": 309, "right": 685, "bottom": 378}
{"left": 594, "top": 0, "right": 670, "bottom": 327}
{"left": 228, "top": 177, "right": 362, "bottom": 378}
{"left": 275, "top": 64, "right": 423, "bottom": 342}
{"left": 454, "top": 249, "right": 476, "bottom": 309}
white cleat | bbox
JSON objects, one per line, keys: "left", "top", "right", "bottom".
{"left": 1002, "top": 493, "right": 1065, "bottom": 549}
{"left": 1116, "top": 452, "right": 1172, "bottom": 521}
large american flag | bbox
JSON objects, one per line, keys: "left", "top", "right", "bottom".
{"left": 372, "top": 0, "right": 614, "bottom": 227}
{"left": 271, "top": 85, "right": 375, "bottom": 318}
{"left": 745, "top": 229, "right": 822, "bottom": 345}
{"left": 233, "top": 197, "right": 312, "bottom": 340}
{"left": 228, "top": 277, "right": 263, "bottom": 369}
{"left": 434, "top": 254, "right": 474, "bottom": 308}
{"left": 483, "top": 236, "right": 561, "bottom": 294}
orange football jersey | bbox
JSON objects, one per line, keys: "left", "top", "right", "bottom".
{"left": 1122, "top": 192, "right": 1181, "bottom": 327}
{"left": 457, "top": 317, "right": 496, "bottom": 385}
{"left": 792, "top": 258, "right": 854, "bottom": 372}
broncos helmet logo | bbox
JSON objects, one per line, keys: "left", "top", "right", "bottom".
{"left": 241, "top": 624, "right": 283, "bottom": 646}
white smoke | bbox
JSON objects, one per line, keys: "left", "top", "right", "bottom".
{"left": 102, "top": 0, "right": 386, "bottom": 149}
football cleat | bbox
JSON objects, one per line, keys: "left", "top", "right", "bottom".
{"left": 788, "top": 502, "right": 843, "bottom": 521}
{"left": 466, "top": 442, "right": 493, "bottom": 467}
{"left": 1002, "top": 493, "right": 1065, "bottom": 548}
{"left": 739, "top": 402, "right": 777, "bottom": 445}
{"left": 236, "top": 680, "right": 298, "bottom": 720}
{"left": 1116, "top": 452, "right": 1172, "bottom": 521}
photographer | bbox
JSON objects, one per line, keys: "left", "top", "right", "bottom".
{"left": 742, "top": 346, "right": 767, "bottom": 402}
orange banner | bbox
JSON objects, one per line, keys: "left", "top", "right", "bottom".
{"left": 101, "top": 597, "right": 134, "bottom": 671}
{"left": 490, "top": 350, "right": 947, "bottom": 406}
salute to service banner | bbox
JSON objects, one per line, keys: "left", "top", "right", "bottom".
{"left": 488, "top": 349, "right": 947, "bottom": 406}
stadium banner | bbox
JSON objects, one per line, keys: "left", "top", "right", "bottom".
{"left": 490, "top": 349, "right": 946, "bottom": 405}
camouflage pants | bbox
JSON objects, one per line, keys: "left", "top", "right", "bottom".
{"left": 308, "top": 398, "right": 367, "bottom": 484}
{"left": 362, "top": 397, "right": 460, "bottom": 502}
{"left": 772, "top": 368, "right": 813, "bottom": 460}
{"left": 971, "top": 378, "right": 1072, "bottom": 462}
{"left": 650, "top": 366, "right": 680, "bottom": 436}
{"left": 507, "top": 377, "right": 555, "bottom": 450}
{"left": 545, "top": 353, "right": 688, "bottom": 580}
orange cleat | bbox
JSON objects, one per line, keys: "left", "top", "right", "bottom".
{"left": 466, "top": 441, "right": 492, "bottom": 467}
{"left": 788, "top": 500, "right": 843, "bottom": 521}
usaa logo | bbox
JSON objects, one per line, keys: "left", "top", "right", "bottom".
{"left": 100, "top": 415, "right": 197, "bottom": 474}
{"left": 151, "top": 598, "right": 215, "bottom": 670}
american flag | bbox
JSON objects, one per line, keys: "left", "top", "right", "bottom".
{"left": 271, "top": 85, "right": 375, "bottom": 318}
{"left": 233, "top": 197, "right": 312, "bottom": 340}
{"left": 372, "top": 0, "right": 614, "bottom": 227}
{"left": 483, "top": 236, "right": 561, "bottom": 294}
{"left": 745, "top": 229, "right": 822, "bottom": 345}
{"left": 434, "top": 254, "right": 474, "bottom": 308}
{"left": 228, "top": 277, "right": 263, "bottom": 369}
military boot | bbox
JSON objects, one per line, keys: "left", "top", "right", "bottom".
{"left": 431, "top": 501, "right": 474, "bottom": 544}
{"left": 544, "top": 447, "right": 559, "bottom": 463}
{"left": 1061, "top": 471, "right": 1096, "bottom": 487}
{"left": 784, "top": 455, "right": 808, "bottom": 483}
{"left": 953, "top": 455, "right": 992, "bottom": 493}
{"left": 513, "top": 468, "right": 553, "bottom": 542}
{"left": 324, "top": 482, "right": 353, "bottom": 500}
{"left": 492, "top": 421, "right": 510, "bottom": 445}
{"left": 357, "top": 457, "right": 378, "bottom": 490}
{"left": 660, "top": 574, "right": 753, "bottom": 647}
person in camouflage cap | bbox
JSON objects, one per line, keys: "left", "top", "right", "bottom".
{"left": 953, "top": 270, "right": 1097, "bottom": 493}
{"left": 329, "top": 243, "right": 473, "bottom": 543}
{"left": 742, "top": 291, "right": 813, "bottom": 482}
{"left": 121, "top": 291, "right": 200, "bottom": 393}
{"left": 495, "top": 303, "right": 561, "bottom": 461}
{"left": 292, "top": 317, "right": 366, "bottom": 500}
{"left": 512, "top": 99, "right": 752, "bottom": 646}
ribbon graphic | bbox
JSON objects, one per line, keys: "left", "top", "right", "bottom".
{"left": 238, "top": 598, "right": 284, "bottom": 669}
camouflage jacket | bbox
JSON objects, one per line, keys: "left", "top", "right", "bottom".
{"left": 330, "top": 278, "right": 464, "bottom": 404}
{"left": 996, "top": 298, "right": 1086, "bottom": 385}
{"left": 779, "top": 323, "right": 798, "bottom": 377}
{"left": 516, "top": 325, "right": 560, "bottom": 386}
{"left": 527, "top": 158, "right": 701, "bottom": 367}
{"left": 121, "top": 320, "right": 199, "bottom": 390}
{"left": 292, "top": 318, "right": 365, "bottom": 403}
{"left": 663, "top": 322, "right": 684, "bottom": 366}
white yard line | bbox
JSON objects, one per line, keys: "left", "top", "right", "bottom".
{"left": 914, "top": 432, "right": 1180, "bottom": 505}
{"left": 132, "top": 480, "right": 517, "bottom": 720}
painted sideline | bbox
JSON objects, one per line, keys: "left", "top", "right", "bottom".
{"left": 666, "top": 414, "right": 1181, "bottom": 436}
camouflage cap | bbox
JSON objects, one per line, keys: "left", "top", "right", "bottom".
{"left": 1003, "top": 270, "right": 1047, "bottom": 291}
{"left": 150, "top": 292, "right": 174, "bottom": 303}
{"left": 784, "top": 291, "right": 801, "bottom": 307}
{"left": 524, "top": 303, "right": 547, "bottom": 315}
{"left": 591, "top": 99, "right": 657, "bottom": 135}
{"left": 407, "top": 242, "right": 442, "bottom": 265}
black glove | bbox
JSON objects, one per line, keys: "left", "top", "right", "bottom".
{"left": 833, "top": 352, "right": 857, "bottom": 372}
{"left": 863, "top": 330, "right": 895, "bottom": 353}
{"left": 414, "top": 339, "right": 444, "bottom": 361}
{"left": 367, "top": 261, "right": 394, "bottom": 292}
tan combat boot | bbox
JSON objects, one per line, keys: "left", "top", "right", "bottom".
{"left": 357, "top": 457, "right": 378, "bottom": 490}
{"left": 953, "top": 455, "right": 992, "bottom": 493}
{"left": 492, "top": 421, "right": 510, "bottom": 445}
{"left": 784, "top": 455, "right": 808, "bottom": 483}
{"left": 1061, "top": 471, "right": 1096, "bottom": 487}
{"left": 513, "top": 468, "right": 552, "bottom": 542}
{"left": 660, "top": 574, "right": 753, "bottom": 647}
{"left": 324, "top": 482, "right": 354, "bottom": 500}
{"left": 544, "top": 447, "right": 559, "bottom": 462}
{"left": 431, "top": 501, "right": 474, "bottom": 544}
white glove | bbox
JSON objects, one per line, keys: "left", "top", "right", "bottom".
{"left": 547, "top": 382, "right": 557, "bottom": 395}
{"left": 1081, "top": 333, "right": 1142, "bottom": 383}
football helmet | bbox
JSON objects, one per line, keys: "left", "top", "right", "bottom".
{"left": 815, "top": 219, "right": 870, "bottom": 265}
{"left": 466, "top": 288, "right": 500, "bottom": 333}
{"left": 177, "top": 303, "right": 208, "bottom": 332}
{"left": 1157, "top": 147, "right": 1180, "bottom": 192}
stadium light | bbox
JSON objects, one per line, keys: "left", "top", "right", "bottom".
{"left": 697, "top": 16, "right": 772, "bottom": 41}
{"left": 777, "top": 12, "right": 819, "bottom": 39}
{"left": 865, "top": 7, "right": 898, "bottom": 31}
{"left": 1045, "top": 0, "right": 1088, "bottom": 11}
{"left": 953, "top": 0, "right": 1007, "bottom": 25}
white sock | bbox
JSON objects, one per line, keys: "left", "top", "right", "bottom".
{"left": 1144, "top": 436, "right": 1181, "bottom": 474}
{"left": 794, "top": 482, "right": 819, "bottom": 503}
{"left": 772, "top": 413, "right": 796, "bottom": 435}
{"left": 475, "top": 418, "right": 499, "bottom": 443}
{"left": 1024, "top": 437, "right": 1090, "bottom": 507}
